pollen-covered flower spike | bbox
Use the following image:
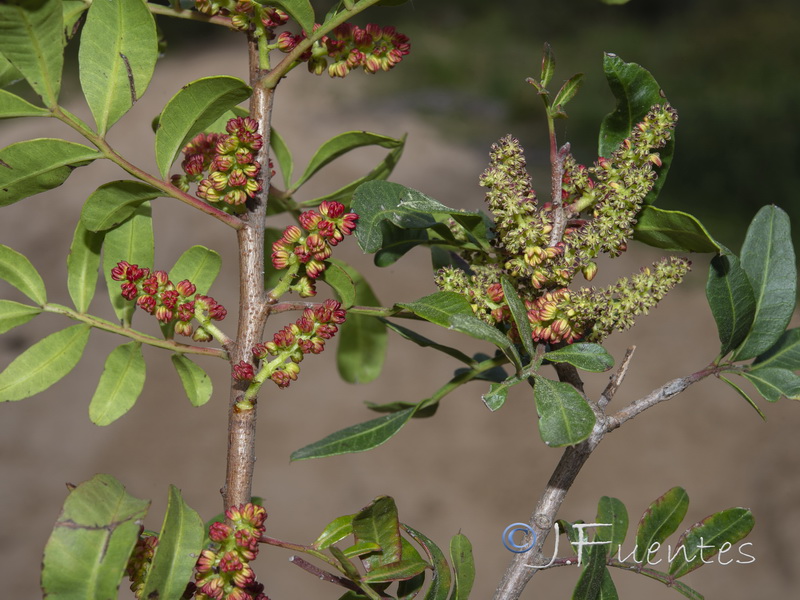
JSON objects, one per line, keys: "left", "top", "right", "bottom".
{"left": 195, "top": 502, "right": 269, "bottom": 600}
{"left": 111, "top": 261, "right": 227, "bottom": 343}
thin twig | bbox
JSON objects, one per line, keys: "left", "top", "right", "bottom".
{"left": 288, "top": 556, "right": 362, "bottom": 592}
{"left": 598, "top": 346, "right": 636, "bottom": 409}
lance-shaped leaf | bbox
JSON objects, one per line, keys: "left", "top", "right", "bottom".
{"left": 668, "top": 508, "right": 754, "bottom": 578}
{"left": 0, "top": 300, "right": 40, "bottom": 335}
{"left": 0, "top": 244, "right": 47, "bottom": 305}
{"left": 362, "top": 537, "right": 429, "bottom": 583}
{"left": 752, "top": 328, "right": 800, "bottom": 371}
{"left": 448, "top": 533, "right": 474, "bottom": 600}
{"left": 550, "top": 73, "right": 583, "bottom": 117}
{"left": 155, "top": 76, "right": 252, "bottom": 178}
{"left": 383, "top": 320, "right": 474, "bottom": 366}
{"left": 634, "top": 487, "right": 689, "bottom": 563}
{"left": 401, "top": 524, "right": 452, "bottom": 600}
{"left": 733, "top": 205, "right": 796, "bottom": 361}
{"left": 291, "top": 131, "right": 404, "bottom": 192}
{"left": 79, "top": 0, "right": 157, "bottom": 134}
{"left": 0, "top": 53, "right": 22, "bottom": 88}
{"left": 89, "top": 342, "right": 146, "bottom": 426}
{"left": 81, "top": 180, "right": 162, "bottom": 232}
{"left": 67, "top": 221, "right": 104, "bottom": 313}
{"left": 633, "top": 206, "right": 720, "bottom": 253}
{"left": 320, "top": 259, "right": 356, "bottom": 308}
{"left": 540, "top": 43, "right": 555, "bottom": 88}
{"left": 719, "top": 374, "right": 764, "bottom": 420}
{"left": 0, "top": 324, "right": 90, "bottom": 402}
{"left": 706, "top": 248, "right": 756, "bottom": 358}
{"left": 533, "top": 375, "right": 595, "bottom": 447}
{"left": 0, "top": 139, "right": 102, "bottom": 207}
{"left": 545, "top": 343, "right": 614, "bottom": 373}
{"left": 171, "top": 354, "right": 213, "bottom": 407}
{"left": 336, "top": 262, "right": 387, "bottom": 383}
{"left": 449, "top": 313, "right": 522, "bottom": 371}
{"left": 270, "top": 127, "right": 293, "bottom": 188}
{"left": 0, "top": 0, "right": 64, "bottom": 107}
{"left": 572, "top": 543, "right": 608, "bottom": 600}
{"left": 291, "top": 407, "right": 415, "bottom": 461}
{"left": 0, "top": 89, "right": 50, "bottom": 119}
{"left": 140, "top": 485, "right": 204, "bottom": 600}
{"left": 595, "top": 496, "right": 628, "bottom": 556}
{"left": 169, "top": 245, "right": 221, "bottom": 296}
{"left": 313, "top": 513, "right": 355, "bottom": 550}
{"left": 397, "top": 292, "right": 474, "bottom": 328}
{"left": 741, "top": 367, "right": 800, "bottom": 403}
{"left": 353, "top": 496, "right": 402, "bottom": 569}
{"left": 102, "top": 202, "right": 154, "bottom": 326}
{"left": 501, "top": 277, "right": 534, "bottom": 358}
{"left": 599, "top": 53, "right": 673, "bottom": 204}
{"left": 41, "top": 474, "right": 150, "bottom": 599}
{"left": 63, "top": 0, "right": 90, "bottom": 38}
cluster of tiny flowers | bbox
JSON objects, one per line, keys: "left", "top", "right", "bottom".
{"left": 244, "top": 299, "right": 347, "bottom": 388}
{"left": 111, "top": 261, "right": 226, "bottom": 341}
{"left": 436, "top": 104, "right": 689, "bottom": 345}
{"left": 195, "top": 503, "right": 269, "bottom": 600}
{"left": 126, "top": 532, "right": 159, "bottom": 599}
{"left": 172, "top": 117, "right": 269, "bottom": 210}
{"left": 277, "top": 22, "right": 410, "bottom": 78}
{"left": 271, "top": 201, "right": 358, "bottom": 297}
{"left": 194, "top": 0, "right": 288, "bottom": 35}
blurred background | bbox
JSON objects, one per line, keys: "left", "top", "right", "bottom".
{"left": 2, "top": 1, "right": 800, "bottom": 599}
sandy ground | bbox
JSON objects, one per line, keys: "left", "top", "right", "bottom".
{"left": 2, "top": 40, "right": 800, "bottom": 600}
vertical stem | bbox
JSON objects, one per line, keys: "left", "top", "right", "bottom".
{"left": 223, "top": 37, "right": 274, "bottom": 512}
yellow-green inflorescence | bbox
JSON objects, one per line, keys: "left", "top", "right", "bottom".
{"left": 435, "top": 103, "right": 690, "bottom": 345}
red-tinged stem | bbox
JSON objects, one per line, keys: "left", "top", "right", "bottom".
{"left": 147, "top": 3, "right": 233, "bottom": 27}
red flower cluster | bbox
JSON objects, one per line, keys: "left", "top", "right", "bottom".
{"left": 526, "top": 288, "right": 582, "bottom": 345}
{"left": 271, "top": 201, "right": 358, "bottom": 297}
{"left": 251, "top": 299, "right": 347, "bottom": 388}
{"left": 173, "top": 117, "right": 269, "bottom": 209}
{"left": 111, "top": 261, "right": 226, "bottom": 341}
{"left": 195, "top": 0, "right": 288, "bottom": 34}
{"left": 278, "top": 22, "right": 410, "bottom": 78}
{"left": 195, "top": 503, "right": 269, "bottom": 600}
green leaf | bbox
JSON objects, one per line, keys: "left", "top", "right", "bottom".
{"left": 752, "top": 328, "right": 800, "bottom": 371}
{"left": 634, "top": 487, "right": 689, "bottom": 563}
{"left": 383, "top": 320, "right": 474, "bottom": 365}
{"left": 169, "top": 245, "right": 222, "bottom": 296}
{"left": 352, "top": 181, "right": 482, "bottom": 254}
{"left": 154, "top": 76, "right": 252, "bottom": 178}
{"left": 741, "top": 367, "right": 800, "bottom": 403}
{"left": 321, "top": 259, "right": 356, "bottom": 308}
{"left": 271, "top": 0, "right": 314, "bottom": 33}
{"left": 373, "top": 222, "right": 431, "bottom": 267}
{"left": 572, "top": 543, "right": 607, "bottom": 600}
{"left": 449, "top": 313, "right": 522, "bottom": 371}
{"left": 0, "top": 88, "right": 49, "bottom": 118}
{"left": 719, "top": 375, "right": 764, "bottom": 420}
{"left": 0, "top": 299, "right": 40, "bottom": 335}
{"left": 397, "top": 291, "right": 474, "bottom": 327}
{"left": 0, "top": 244, "right": 47, "bottom": 305}
{"left": 551, "top": 73, "right": 584, "bottom": 115}
{"left": 733, "top": 205, "right": 797, "bottom": 360}
{"left": 313, "top": 513, "right": 355, "bottom": 550}
{"left": 336, "top": 263, "right": 387, "bottom": 383}
{"left": 0, "top": 324, "right": 90, "bottom": 402}
{"left": 0, "top": 139, "right": 102, "bottom": 206}
{"left": 401, "top": 524, "right": 452, "bottom": 600}
{"left": 171, "top": 354, "right": 213, "bottom": 407}
{"left": 141, "top": 485, "right": 204, "bottom": 600}
{"left": 67, "top": 220, "right": 104, "bottom": 313}
{"left": 448, "top": 534, "right": 474, "bottom": 600}
{"left": 89, "top": 342, "right": 146, "bottom": 426}
{"left": 353, "top": 496, "right": 401, "bottom": 569}
{"left": 0, "top": 52, "right": 23, "bottom": 88}
{"left": 63, "top": 0, "right": 90, "bottom": 39}
{"left": 669, "top": 582, "right": 705, "bottom": 600}
{"left": 291, "top": 407, "right": 415, "bottom": 461}
{"left": 706, "top": 249, "right": 756, "bottom": 358}
{"left": 595, "top": 496, "right": 628, "bottom": 556}
{"left": 501, "top": 277, "right": 534, "bottom": 358}
{"left": 0, "top": 0, "right": 64, "bottom": 107}
{"left": 540, "top": 43, "right": 555, "bottom": 89}
{"left": 362, "top": 550, "right": 429, "bottom": 584}
{"left": 668, "top": 508, "right": 754, "bottom": 578}
{"left": 41, "top": 474, "right": 150, "bottom": 599}
{"left": 533, "top": 375, "right": 596, "bottom": 447}
{"left": 270, "top": 127, "right": 293, "bottom": 188}
{"left": 102, "top": 202, "right": 154, "bottom": 326}
{"left": 291, "top": 131, "right": 404, "bottom": 191}
{"left": 482, "top": 377, "right": 523, "bottom": 412}
{"left": 80, "top": 180, "right": 162, "bottom": 232}
{"left": 343, "top": 540, "right": 382, "bottom": 558}
{"left": 599, "top": 53, "right": 673, "bottom": 204}
{"left": 79, "top": 0, "right": 157, "bottom": 134}
{"left": 596, "top": 569, "right": 618, "bottom": 600}
{"left": 545, "top": 344, "right": 614, "bottom": 373}
{"left": 633, "top": 206, "right": 720, "bottom": 253}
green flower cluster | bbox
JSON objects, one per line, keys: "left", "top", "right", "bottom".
{"left": 436, "top": 103, "right": 690, "bottom": 345}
